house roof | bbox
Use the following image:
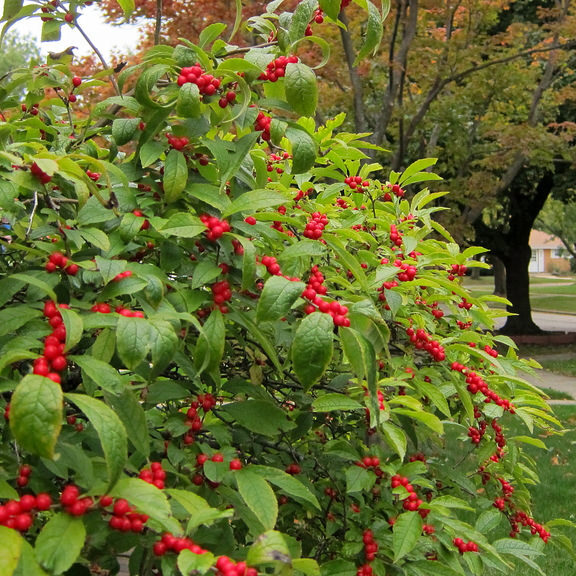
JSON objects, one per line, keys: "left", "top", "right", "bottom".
{"left": 529, "top": 229, "right": 565, "bottom": 250}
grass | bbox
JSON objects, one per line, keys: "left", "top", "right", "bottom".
{"left": 538, "top": 386, "right": 574, "bottom": 400}
{"left": 483, "top": 405, "right": 576, "bottom": 575}
{"left": 539, "top": 358, "right": 576, "bottom": 378}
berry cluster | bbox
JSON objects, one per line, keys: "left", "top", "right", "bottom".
{"left": 406, "top": 327, "right": 446, "bottom": 362}
{"left": 381, "top": 183, "right": 405, "bottom": 201}
{"left": 356, "top": 456, "right": 381, "bottom": 470}
{"left": 167, "top": 134, "right": 189, "bottom": 150}
{"left": 31, "top": 161, "right": 51, "bottom": 184}
{"left": 45, "top": 251, "right": 78, "bottom": 275}
{"left": 153, "top": 532, "right": 207, "bottom": 556}
{"left": 356, "top": 529, "right": 378, "bottom": 575}
{"left": 301, "top": 266, "right": 350, "bottom": 326}
{"left": 113, "top": 270, "right": 133, "bottom": 282}
{"left": 0, "top": 493, "right": 52, "bottom": 532}
{"left": 450, "top": 363, "right": 514, "bottom": 412}
{"left": 344, "top": 175, "right": 369, "bottom": 193}
{"left": 183, "top": 394, "right": 217, "bottom": 445}
{"left": 86, "top": 169, "right": 101, "bottom": 181}
{"left": 483, "top": 344, "right": 499, "bottom": 358}
{"left": 33, "top": 301, "right": 69, "bottom": 384}
{"left": 510, "top": 510, "right": 550, "bottom": 542}
{"left": 177, "top": 65, "right": 221, "bottom": 96}
{"left": 313, "top": 8, "right": 324, "bottom": 23}
{"left": 453, "top": 538, "right": 479, "bottom": 554}
{"left": 138, "top": 462, "right": 166, "bottom": 489}
{"left": 303, "top": 212, "right": 328, "bottom": 239}
{"left": 448, "top": 263, "right": 467, "bottom": 280}
{"left": 254, "top": 111, "right": 272, "bottom": 141}
{"left": 394, "top": 259, "right": 417, "bottom": 282}
{"left": 215, "top": 556, "right": 258, "bottom": 576}
{"left": 16, "top": 464, "right": 32, "bottom": 488}
{"left": 212, "top": 280, "right": 232, "bottom": 313}
{"left": 390, "top": 475, "right": 428, "bottom": 514}
{"left": 200, "top": 214, "right": 231, "bottom": 241}
{"left": 60, "top": 484, "right": 93, "bottom": 516}
{"left": 22, "top": 102, "right": 40, "bottom": 116}
{"left": 218, "top": 90, "right": 237, "bottom": 109}
{"left": 285, "top": 463, "right": 302, "bottom": 475}
{"left": 259, "top": 55, "right": 299, "bottom": 82}
{"left": 132, "top": 209, "right": 150, "bottom": 230}
{"left": 100, "top": 496, "right": 149, "bottom": 533}
{"left": 261, "top": 255, "right": 282, "bottom": 276}
{"left": 390, "top": 224, "right": 403, "bottom": 247}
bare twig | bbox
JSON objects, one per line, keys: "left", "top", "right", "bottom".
{"left": 25, "top": 192, "right": 38, "bottom": 238}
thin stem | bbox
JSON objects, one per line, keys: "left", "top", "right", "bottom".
{"left": 26, "top": 192, "right": 39, "bottom": 238}
{"left": 154, "top": 0, "right": 163, "bottom": 45}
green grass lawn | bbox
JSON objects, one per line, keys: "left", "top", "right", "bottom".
{"left": 482, "top": 405, "right": 576, "bottom": 575}
{"left": 539, "top": 358, "right": 576, "bottom": 377}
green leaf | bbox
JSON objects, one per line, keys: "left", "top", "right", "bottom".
{"left": 41, "top": 19, "right": 61, "bottom": 42}
{"left": 346, "top": 466, "right": 373, "bottom": 494}
{"left": 291, "top": 313, "right": 333, "bottom": 390}
{"left": 166, "top": 488, "right": 210, "bottom": 514}
{"left": 320, "top": 559, "right": 356, "bottom": 576}
{"left": 159, "top": 212, "right": 205, "bottom": 238}
{"left": 256, "top": 276, "right": 306, "bottom": 323}
{"left": 7, "top": 275, "right": 57, "bottom": 303}
{"left": 190, "top": 261, "right": 222, "bottom": 290}
{"left": 381, "top": 421, "right": 406, "bottom": 459}
{"left": 105, "top": 388, "right": 150, "bottom": 457}
{"left": 176, "top": 82, "right": 202, "bottom": 117}
{"left": 116, "top": 316, "right": 151, "bottom": 370}
{"left": 177, "top": 549, "right": 215, "bottom": 575}
{"left": 393, "top": 511, "right": 422, "bottom": 562}
{"left": 65, "top": 393, "right": 127, "bottom": 489}
{"left": 199, "top": 21, "right": 227, "bottom": 47}
{"left": 312, "top": 393, "right": 363, "bottom": 412}
{"left": 194, "top": 309, "right": 225, "bottom": 383}
{"left": 398, "top": 158, "right": 438, "bottom": 186}
{"left": 355, "top": 0, "right": 384, "bottom": 62}
{"left": 246, "top": 530, "right": 291, "bottom": 565}
{"left": 250, "top": 466, "right": 321, "bottom": 510}
{"left": 149, "top": 319, "right": 179, "bottom": 376}
{"left": 324, "top": 235, "right": 369, "bottom": 291}
{"left": 59, "top": 307, "right": 83, "bottom": 352}
{"left": 286, "top": 126, "right": 317, "bottom": 174}
{"left": 163, "top": 149, "right": 188, "bottom": 203}
{"left": 318, "top": 0, "right": 340, "bottom": 20}
{"left": 79, "top": 227, "right": 111, "bottom": 251}
{"left": 221, "top": 400, "right": 294, "bottom": 437}
{"left": 222, "top": 189, "right": 290, "bottom": 217}
{"left": 116, "top": 0, "right": 135, "bottom": 15}
{"left": 290, "top": 0, "right": 315, "bottom": 42}
{"left": 2, "top": 0, "right": 23, "bottom": 20}
{"left": 236, "top": 469, "right": 278, "bottom": 532}
{"left": 285, "top": 63, "right": 317, "bottom": 117}
{"left": 280, "top": 240, "right": 327, "bottom": 259}
{"left": 112, "top": 118, "right": 141, "bottom": 146}
{"left": 110, "top": 478, "right": 180, "bottom": 534}
{"left": 293, "top": 558, "right": 321, "bottom": 576}
{"left": 35, "top": 513, "right": 86, "bottom": 575}
{"left": 0, "top": 525, "right": 23, "bottom": 576}
{"left": 10, "top": 375, "right": 62, "bottom": 459}
{"left": 140, "top": 140, "right": 165, "bottom": 168}
{"left": 134, "top": 63, "right": 170, "bottom": 108}
{"left": 71, "top": 355, "right": 123, "bottom": 395}
{"left": 0, "top": 305, "right": 42, "bottom": 337}
{"left": 475, "top": 509, "right": 503, "bottom": 534}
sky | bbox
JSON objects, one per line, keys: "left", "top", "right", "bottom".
{"left": 7, "top": 2, "right": 142, "bottom": 62}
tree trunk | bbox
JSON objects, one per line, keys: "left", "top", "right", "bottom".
{"left": 491, "top": 256, "right": 506, "bottom": 296}
{"left": 499, "top": 247, "right": 542, "bottom": 334}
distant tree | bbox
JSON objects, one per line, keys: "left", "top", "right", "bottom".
{"left": 536, "top": 196, "right": 576, "bottom": 261}
{"left": 0, "top": 31, "right": 40, "bottom": 78}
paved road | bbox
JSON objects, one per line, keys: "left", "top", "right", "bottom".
{"left": 494, "top": 311, "right": 576, "bottom": 332}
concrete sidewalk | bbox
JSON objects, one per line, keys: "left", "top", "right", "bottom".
{"left": 519, "top": 353, "right": 576, "bottom": 401}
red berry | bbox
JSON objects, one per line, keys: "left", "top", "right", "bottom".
{"left": 72, "top": 76, "right": 82, "bottom": 87}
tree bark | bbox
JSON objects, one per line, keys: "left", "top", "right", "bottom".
{"left": 491, "top": 256, "right": 506, "bottom": 296}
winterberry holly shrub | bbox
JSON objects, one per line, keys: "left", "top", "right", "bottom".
{"left": 0, "top": 1, "right": 573, "bottom": 575}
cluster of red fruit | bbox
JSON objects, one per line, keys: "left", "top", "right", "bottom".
{"left": 458, "top": 297, "right": 473, "bottom": 310}
{"left": 21, "top": 102, "right": 40, "bottom": 116}
{"left": 30, "top": 161, "right": 52, "bottom": 184}
{"left": 0, "top": 492, "right": 52, "bottom": 532}
{"left": 406, "top": 327, "right": 446, "bottom": 362}
{"left": 99, "top": 496, "right": 149, "bottom": 533}
{"left": 254, "top": 111, "right": 272, "bottom": 141}
{"left": 16, "top": 464, "right": 32, "bottom": 488}
{"left": 389, "top": 224, "right": 403, "bottom": 247}
{"left": 450, "top": 363, "right": 514, "bottom": 412}
{"left": 183, "top": 393, "right": 217, "bottom": 445}
{"left": 138, "top": 462, "right": 166, "bottom": 489}
{"left": 218, "top": 90, "right": 237, "bottom": 109}
{"left": 448, "top": 263, "right": 467, "bottom": 280}
{"left": 176, "top": 65, "right": 222, "bottom": 95}
{"left": 91, "top": 302, "right": 145, "bottom": 318}
{"left": 212, "top": 280, "right": 232, "bottom": 313}
{"left": 132, "top": 209, "right": 150, "bottom": 230}
{"left": 356, "top": 529, "right": 378, "bottom": 575}
{"left": 153, "top": 532, "right": 206, "bottom": 556}
{"left": 453, "top": 538, "right": 479, "bottom": 554}
{"left": 113, "top": 270, "right": 133, "bottom": 282}
{"left": 302, "top": 266, "right": 350, "bottom": 326}
{"left": 261, "top": 255, "right": 283, "bottom": 276}
{"left": 45, "top": 251, "right": 79, "bottom": 275}
{"left": 86, "top": 169, "right": 100, "bottom": 181}
{"left": 390, "top": 474, "right": 427, "bottom": 513}
{"left": 393, "top": 259, "right": 417, "bottom": 282}
{"left": 167, "top": 134, "right": 190, "bottom": 151}
{"left": 259, "top": 55, "right": 299, "bottom": 82}
{"left": 381, "top": 182, "right": 406, "bottom": 201}
{"left": 303, "top": 212, "right": 329, "bottom": 239}
{"left": 33, "top": 301, "right": 69, "bottom": 384}
{"left": 355, "top": 455, "right": 382, "bottom": 471}
{"left": 60, "top": 484, "right": 93, "bottom": 516}
{"left": 200, "top": 214, "right": 231, "bottom": 241}
{"left": 344, "top": 175, "right": 370, "bottom": 193}
{"left": 510, "top": 510, "right": 550, "bottom": 542}
{"left": 285, "top": 462, "right": 302, "bottom": 475}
